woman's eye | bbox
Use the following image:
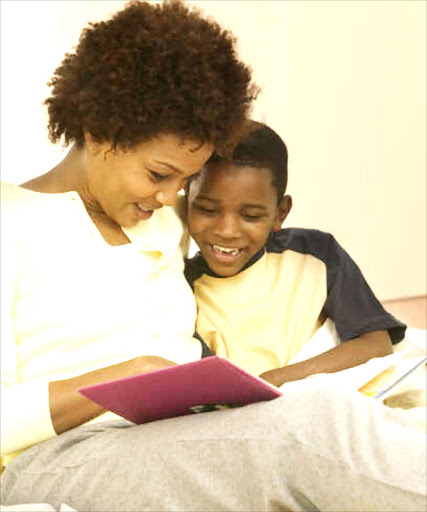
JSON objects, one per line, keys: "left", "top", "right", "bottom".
{"left": 149, "top": 170, "right": 167, "bottom": 182}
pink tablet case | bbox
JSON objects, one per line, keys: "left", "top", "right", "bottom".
{"left": 79, "top": 356, "right": 282, "bottom": 424}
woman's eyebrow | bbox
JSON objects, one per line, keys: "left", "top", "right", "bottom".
{"left": 153, "top": 160, "right": 184, "bottom": 175}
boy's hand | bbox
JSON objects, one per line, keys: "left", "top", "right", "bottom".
{"left": 259, "top": 330, "right": 393, "bottom": 387}
{"left": 259, "top": 365, "right": 305, "bottom": 387}
{"left": 259, "top": 369, "right": 280, "bottom": 387}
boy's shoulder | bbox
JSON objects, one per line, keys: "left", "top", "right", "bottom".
{"left": 266, "top": 227, "right": 337, "bottom": 263}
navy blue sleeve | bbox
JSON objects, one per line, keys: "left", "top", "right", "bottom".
{"left": 193, "top": 332, "right": 215, "bottom": 358}
{"left": 184, "top": 254, "right": 207, "bottom": 290}
{"left": 323, "top": 235, "right": 406, "bottom": 344}
{"left": 185, "top": 259, "right": 215, "bottom": 357}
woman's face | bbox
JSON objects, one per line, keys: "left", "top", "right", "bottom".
{"left": 85, "top": 133, "right": 213, "bottom": 227}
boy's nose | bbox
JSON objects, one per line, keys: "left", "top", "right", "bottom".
{"left": 214, "top": 214, "right": 241, "bottom": 238}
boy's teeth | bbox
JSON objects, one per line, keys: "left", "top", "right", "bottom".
{"left": 213, "top": 244, "right": 240, "bottom": 255}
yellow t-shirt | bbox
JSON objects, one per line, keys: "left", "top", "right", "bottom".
{"left": 186, "top": 229, "right": 405, "bottom": 377}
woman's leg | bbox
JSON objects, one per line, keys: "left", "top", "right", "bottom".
{"left": 1, "top": 385, "right": 425, "bottom": 512}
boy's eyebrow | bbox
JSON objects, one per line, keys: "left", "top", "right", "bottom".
{"left": 240, "top": 203, "right": 268, "bottom": 210}
{"left": 193, "top": 194, "right": 218, "bottom": 202}
{"left": 194, "top": 195, "right": 269, "bottom": 211}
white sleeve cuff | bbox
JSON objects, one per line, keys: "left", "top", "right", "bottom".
{"left": 1, "top": 380, "right": 56, "bottom": 455}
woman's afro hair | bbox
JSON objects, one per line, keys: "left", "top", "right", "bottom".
{"left": 45, "top": 0, "right": 258, "bottom": 154}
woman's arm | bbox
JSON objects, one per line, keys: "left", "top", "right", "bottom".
{"left": 259, "top": 330, "right": 392, "bottom": 387}
{"left": 49, "top": 355, "right": 177, "bottom": 434}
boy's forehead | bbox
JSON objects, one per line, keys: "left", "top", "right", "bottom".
{"left": 188, "top": 162, "right": 277, "bottom": 201}
{"left": 201, "top": 162, "right": 274, "bottom": 187}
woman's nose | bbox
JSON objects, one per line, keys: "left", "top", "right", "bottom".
{"left": 155, "top": 181, "right": 183, "bottom": 206}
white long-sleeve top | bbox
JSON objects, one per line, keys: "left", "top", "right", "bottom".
{"left": 0, "top": 182, "right": 200, "bottom": 457}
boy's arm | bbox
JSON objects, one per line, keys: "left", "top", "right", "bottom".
{"left": 259, "top": 330, "right": 392, "bottom": 387}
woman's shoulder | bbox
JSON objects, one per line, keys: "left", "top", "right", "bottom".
{"left": 2, "top": 181, "right": 54, "bottom": 207}
{"left": 1, "top": 182, "right": 41, "bottom": 220}
{"left": 1, "top": 183, "right": 41, "bottom": 246}
{"left": 1, "top": 181, "right": 35, "bottom": 201}
{"left": 1, "top": 181, "right": 81, "bottom": 244}
{"left": 1, "top": 181, "right": 77, "bottom": 210}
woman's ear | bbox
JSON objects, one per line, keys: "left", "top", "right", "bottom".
{"left": 273, "top": 195, "right": 292, "bottom": 232}
{"left": 84, "top": 131, "right": 111, "bottom": 158}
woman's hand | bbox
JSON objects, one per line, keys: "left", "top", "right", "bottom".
{"left": 49, "top": 355, "right": 177, "bottom": 435}
{"left": 112, "top": 355, "right": 178, "bottom": 379}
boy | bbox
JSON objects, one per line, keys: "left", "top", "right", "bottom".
{"left": 184, "top": 121, "right": 406, "bottom": 386}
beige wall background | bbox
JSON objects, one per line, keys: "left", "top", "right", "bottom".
{"left": 1, "top": 0, "right": 425, "bottom": 301}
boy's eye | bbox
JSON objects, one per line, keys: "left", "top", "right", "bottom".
{"left": 194, "top": 204, "right": 218, "bottom": 215}
{"left": 243, "top": 214, "right": 262, "bottom": 222}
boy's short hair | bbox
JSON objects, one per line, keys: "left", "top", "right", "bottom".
{"left": 207, "top": 120, "right": 288, "bottom": 202}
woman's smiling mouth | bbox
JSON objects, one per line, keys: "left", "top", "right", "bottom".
{"left": 134, "top": 203, "right": 154, "bottom": 220}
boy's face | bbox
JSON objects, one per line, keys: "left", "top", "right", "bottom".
{"left": 187, "top": 163, "right": 291, "bottom": 277}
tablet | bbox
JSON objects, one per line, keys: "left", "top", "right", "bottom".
{"left": 79, "top": 356, "right": 282, "bottom": 424}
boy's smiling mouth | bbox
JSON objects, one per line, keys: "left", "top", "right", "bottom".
{"left": 207, "top": 243, "right": 245, "bottom": 266}
{"left": 212, "top": 244, "right": 242, "bottom": 256}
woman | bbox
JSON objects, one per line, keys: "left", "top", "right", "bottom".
{"left": 1, "top": 2, "right": 425, "bottom": 511}
{"left": 1, "top": 0, "right": 251, "bottom": 493}
{"left": 1, "top": 0, "right": 256, "bottom": 446}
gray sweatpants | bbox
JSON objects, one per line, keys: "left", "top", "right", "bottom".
{"left": 1, "top": 385, "right": 426, "bottom": 511}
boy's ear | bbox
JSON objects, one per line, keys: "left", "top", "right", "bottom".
{"left": 273, "top": 195, "right": 292, "bottom": 232}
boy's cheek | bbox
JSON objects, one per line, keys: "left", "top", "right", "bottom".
{"left": 187, "top": 215, "right": 204, "bottom": 238}
{"left": 188, "top": 211, "right": 208, "bottom": 230}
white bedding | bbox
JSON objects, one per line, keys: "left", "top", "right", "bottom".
{"left": 281, "top": 322, "right": 427, "bottom": 431}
